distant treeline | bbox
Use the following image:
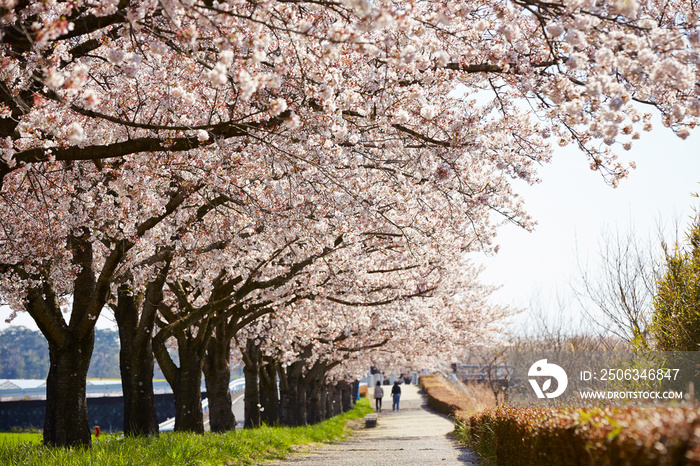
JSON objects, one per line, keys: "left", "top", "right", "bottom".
{"left": 0, "top": 327, "right": 120, "bottom": 380}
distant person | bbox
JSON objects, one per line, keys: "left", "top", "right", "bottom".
{"left": 391, "top": 381, "right": 401, "bottom": 410}
{"left": 374, "top": 381, "right": 384, "bottom": 411}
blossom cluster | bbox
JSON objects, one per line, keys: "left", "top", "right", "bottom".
{"left": 0, "top": 0, "right": 698, "bottom": 377}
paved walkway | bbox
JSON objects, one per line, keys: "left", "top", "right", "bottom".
{"left": 268, "top": 384, "right": 479, "bottom": 465}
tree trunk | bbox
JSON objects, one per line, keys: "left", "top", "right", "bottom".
{"left": 172, "top": 350, "right": 205, "bottom": 433}
{"left": 308, "top": 385, "right": 321, "bottom": 424}
{"left": 119, "top": 338, "right": 157, "bottom": 436}
{"left": 278, "top": 361, "right": 305, "bottom": 426}
{"left": 204, "top": 326, "right": 236, "bottom": 433}
{"left": 283, "top": 382, "right": 300, "bottom": 426}
{"left": 115, "top": 287, "right": 158, "bottom": 437}
{"left": 43, "top": 335, "right": 94, "bottom": 447}
{"left": 153, "top": 328, "right": 207, "bottom": 434}
{"left": 327, "top": 385, "right": 335, "bottom": 419}
{"left": 278, "top": 364, "right": 291, "bottom": 426}
{"left": 318, "top": 385, "right": 327, "bottom": 422}
{"left": 259, "top": 358, "right": 279, "bottom": 425}
{"left": 331, "top": 384, "right": 342, "bottom": 416}
{"left": 341, "top": 381, "right": 353, "bottom": 412}
{"left": 303, "top": 360, "right": 330, "bottom": 424}
{"left": 243, "top": 339, "right": 261, "bottom": 428}
{"left": 297, "top": 380, "right": 309, "bottom": 426}
{"left": 308, "top": 370, "right": 328, "bottom": 424}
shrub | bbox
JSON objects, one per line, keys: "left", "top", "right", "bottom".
{"left": 419, "top": 374, "right": 473, "bottom": 416}
{"left": 458, "top": 405, "right": 700, "bottom": 466}
{"left": 652, "top": 217, "right": 700, "bottom": 351}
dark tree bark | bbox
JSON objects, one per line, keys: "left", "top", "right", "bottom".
{"left": 303, "top": 359, "right": 338, "bottom": 424}
{"left": 203, "top": 322, "right": 236, "bottom": 433}
{"left": 113, "top": 248, "right": 172, "bottom": 437}
{"left": 308, "top": 384, "right": 320, "bottom": 425}
{"left": 172, "top": 349, "right": 206, "bottom": 433}
{"left": 296, "top": 376, "right": 308, "bottom": 427}
{"left": 307, "top": 366, "right": 328, "bottom": 424}
{"left": 326, "top": 385, "right": 335, "bottom": 419}
{"left": 259, "top": 357, "right": 279, "bottom": 425}
{"left": 278, "top": 344, "right": 323, "bottom": 427}
{"left": 318, "top": 385, "right": 328, "bottom": 422}
{"left": 114, "top": 283, "right": 161, "bottom": 437}
{"left": 340, "top": 381, "right": 354, "bottom": 412}
{"left": 277, "top": 362, "right": 291, "bottom": 426}
{"left": 242, "top": 338, "right": 261, "bottom": 428}
{"left": 329, "top": 384, "right": 343, "bottom": 417}
{"left": 287, "top": 362, "right": 309, "bottom": 427}
{"left": 116, "top": 294, "right": 157, "bottom": 437}
{"left": 278, "top": 361, "right": 304, "bottom": 426}
{"left": 154, "top": 309, "right": 212, "bottom": 434}
{"left": 42, "top": 334, "right": 94, "bottom": 447}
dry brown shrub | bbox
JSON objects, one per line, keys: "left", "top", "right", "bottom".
{"left": 419, "top": 374, "right": 495, "bottom": 418}
{"left": 461, "top": 405, "right": 700, "bottom": 466}
{"left": 457, "top": 381, "right": 499, "bottom": 414}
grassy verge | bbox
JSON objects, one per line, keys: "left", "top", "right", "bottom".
{"left": 0, "top": 398, "right": 372, "bottom": 466}
{"left": 0, "top": 433, "right": 42, "bottom": 445}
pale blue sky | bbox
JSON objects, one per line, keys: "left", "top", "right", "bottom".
{"left": 478, "top": 125, "right": 700, "bottom": 332}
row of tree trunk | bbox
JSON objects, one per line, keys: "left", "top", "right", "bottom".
{"left": 241, "top": 340, "right": 356, "bottom": 428}
{"left": 48, "top": 299, "right": 357, "bottom": 444}
{"left": 30, "top": 245, "right": 355, "bottom": 445}
{"left": 118, "top": 329, "right": 357, "bottom": 434}
{"left": 25, "top": 192, "right": 352, "bottom": 447}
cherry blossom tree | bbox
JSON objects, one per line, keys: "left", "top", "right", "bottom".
{"left": 112, "top": 256, "right": 171, "bottom": 437}
{"left": 0, "top": 158, "right": 195, "bottom": 446}
{"left": 3, "top": 0, "right": 699, "bottom": 192}
{"left": 240, "top": 255, "right": 506, "bottom": 427}
{"left": 217, "top": 223, "right": 451, "bottom": 427}
{"left": 2, "top": 0, "right": 700, "bottom": 447}
{"left": 151, "top": 230, "right": 347, "bottom": 433}
{"left": 156, "top": 211, "right": 453, "bottom": 432}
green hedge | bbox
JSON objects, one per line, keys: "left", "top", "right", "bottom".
{"left": 419, "top": 374, "right": 471, "bottom": 416}
{"left": 458, "top": 406, "right": 700, "bottom": 466}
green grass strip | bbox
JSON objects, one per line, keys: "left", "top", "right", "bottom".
{"left": 0, "top": 398, "right": 372, "bottom": 465}
{"left": 0, "top": 433, "right": 42, "bottom": 445}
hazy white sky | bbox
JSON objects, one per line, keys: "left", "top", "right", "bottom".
{"left": 1, "top": 121, "right": 699, "bottom": 334}
{"left": 477, "top": 125, "right": 700, "bottom": 332}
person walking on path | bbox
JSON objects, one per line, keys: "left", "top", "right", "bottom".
{"left": 266, "top": 383, "right": 480, "bottom": 466}
{"left": 391, "top": 381, "right": 401, "bottom": 410}
{"left": 373, "top": 381, "right": 384, "bottom": 412}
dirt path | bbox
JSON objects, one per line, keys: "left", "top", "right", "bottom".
{"left": 267, "top": 383, "right": 480, "bottom": 466}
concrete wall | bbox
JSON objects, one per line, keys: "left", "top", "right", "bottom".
{"left": 0, "top": 393, "right": 178, "bottom": 432}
